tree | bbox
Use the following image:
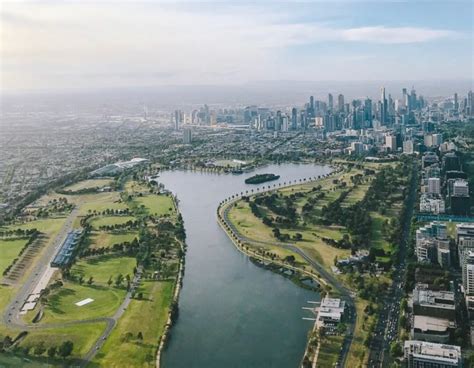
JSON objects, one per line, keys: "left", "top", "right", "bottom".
{"left": 115, "top": 273, "right": 124, "bottom": 287}
{"left": 2, "top": 336, "right": 12, "bottom": 349}
{"left": 294, "top": 233, "right": 303, "bottom": 241}
{"left": 58, "top": 340, "right": 74, "bottom": 359}
{"left": 137, "top": 332, "right": 143, "bottom": 340}
{"left": 336, "top": 322, "right": 347, "bottom": 335}
{"left": 107, "top": 276, "right": 113, "bottom": 287}
{"left": 47, "top": 346, "right": 57, "bottom": 358}
{"left": 122, "top": 332, "right": 133, "bottom": 342}
{"left": 34, "top": 342, "right": 46, "bottom": 356}
{"left": 390, "top": 341, "right": 402, "bottom": 357}
{"left": 87, "top": 276, "right": 94, "bottom": 285}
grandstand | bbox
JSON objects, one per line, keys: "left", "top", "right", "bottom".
{"left": 51, "top": 230, "right": 82, "bottom": 268}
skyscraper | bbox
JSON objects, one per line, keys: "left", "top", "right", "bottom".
{"left": 468, "top": 90, "right": 473, "bottom": 116}
{"left": 454, "top": 93, "right": 459, "bottom": 112}
{"left": 308, "top": 96, "right": 315, "bottom": 117}
{"left": 402, "top": 88, "right": 408, "bottom": 109}
{"left": 328, "top": 94, "right": 333, "bottom": 112}
{"left": 174, "top": 110, "right": 182, "bottom": 130}
{"left": 380, "top": 87, "right": 387, "bottom": 124}
{"left": 338, "top": 94, "right": 344, "bottom": 113}
{"left": 275, "top": 110, "right": 282, "bottom": 131}
{"left": 409, "top": 86, "right": 417, "bottom": 111}
{"left": 291, "top": 108, "right": 298, "bottom": 130}
{"left": 364, "top": 98, "right": 372, "bottom": 128}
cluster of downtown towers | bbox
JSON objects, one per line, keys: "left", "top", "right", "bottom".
{"left": 247, "top": 87, "right": 425, "bottom": 132}
{"left": 173, "top": 88, "right": 473, "bottom": 131}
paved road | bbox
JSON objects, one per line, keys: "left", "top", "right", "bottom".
{"left": 3, "top": 207, "right": 80, "bottom": 329}
{"left": 220, "top": 178, "right": 356, "bottom": 368}
{"left": 367, "top": 162, "right": 418, "bottom": 367}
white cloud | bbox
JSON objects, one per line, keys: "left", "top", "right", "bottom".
{"left": 0, "top": 3, "right": 464, "bottom": 90}
{"left": 341, "top": 26, "right": 458, "bottom": 44}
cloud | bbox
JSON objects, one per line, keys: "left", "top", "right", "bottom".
{"left": 341, "top": 26, "right": 459, "bottom": 44}
{"left": 0, "top": 2, "right": 467, "bottom": 91}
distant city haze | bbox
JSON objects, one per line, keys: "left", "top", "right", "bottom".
{"left": 1, "top": 1, "right": 473, "bottom": 93}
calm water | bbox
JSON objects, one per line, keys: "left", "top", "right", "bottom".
{"left": 159, "top": 163, "right": 332, "bottom": 368}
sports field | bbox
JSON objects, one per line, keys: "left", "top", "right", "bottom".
{"left": 41, "top": 282, "right": 126, "bottom": 323}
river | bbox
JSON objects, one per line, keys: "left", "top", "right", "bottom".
{"left": 159, "top": 163, "right": 332, "bottom": 368}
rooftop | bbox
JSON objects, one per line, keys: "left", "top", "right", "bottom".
{"left": 405, "top": 340, "right": 461, "bottom": 363}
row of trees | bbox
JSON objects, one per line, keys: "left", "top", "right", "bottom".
{"left": 0, "top": 335, "right": 73, "bottom": 359}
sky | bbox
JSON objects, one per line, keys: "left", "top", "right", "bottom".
{"left": 1, "top": 1, "right": 473, "bottom": 92}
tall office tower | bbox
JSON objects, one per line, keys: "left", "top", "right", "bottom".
{"left": 291, "top": 108, "right": 298, "bottom": 130}
{"left": 174, "top": 110, "right": 181, "bottom": 130}
{"left": 380, "top": 87, "right": 388, "bottom": 124}
{"left": 183, "top": 128, "right": 192, "bottom": 144}
{"left": 402, "top": 88, "right": 408, "bottom": 109}
{"left": 388, "top": 94, "right": 395, "bottom": 117}
{"left": 364, "top": 98, "right": 373, "bottom": 128}
{"left": 338, "top": 94, "right": 344, "bottom": 112}
{"left": 275, "top": 110, "right": 282, "bottom": 131}
{"left": 307, "top": 96, "right": 315, "bottom": 117}
{"left": 300, "top": 111, "right": 306, "bottom": 130}
{"left": 468, "top": 90, "right": 474, "bottom": 116}
{"left": 282, "top": 115, "right": 289, "bottom": 132}
{"left": 328, "top": 94, "right": 334, "bottom": 111}
{"left": 409, "top": 87, "right": 417, "bottom": 111}
{"left": 454, "top": 93, "right": 459, "bottom": 112}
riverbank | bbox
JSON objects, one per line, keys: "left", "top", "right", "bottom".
{"left": 156, "top": 194, "right": 186, "bottom": 368}
{"left": 221, "top": 158, "right": 413, "bottom": 367}
{"left": 216, "top": 168, "right": 344, "bottom": 367}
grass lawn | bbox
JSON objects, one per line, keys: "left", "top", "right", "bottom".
{"left": 125, "top": 181, "right": 150, "bottom": 194}
{"left": 40, "top": 282, "right": 125, "bottom": 324}
{"left": 20, "top": 321, "right": 107, "bottom": 359}
{"left": 71, "top": 255, "right": 136, "bottom": 285}
{"left": 0, "top": 238, "right": 29, "bottom": 273}
{"left": 0, "top": 285, "right": 16, "bottom": 319}
{"left": 79, "top": 192, "right": 128, "bottom": 216}
{"left": 317, "top": 335, "right": 345, "bottom": 367}
{"left": 370, "top": 212, "right": 392, "bottom": 261}
{"left": 2, "top": 217, "right": 67, "bottom": 236}
{"left": 89, "top": 216, "right": 135, "bottom": 229}
{"left": 299, "top": 240, "right": 350, "bottom": 270}
{"left": 64, "top": 179, "right": 113, "bottom": 191}
{"left": 93, "top": 280, "right": 173, "bottom": 367}
{"left": 346, "top": 300, "right": 372, "bottom": 368}
{"left": 227, "top": 201, "right": 276, "bottom": 243}
{"left": 88, "top": 231, "right": 137, "bottom": 249}
{"left": 341, "top": 182, "right": 370, "bottom": 208}
{"left": 133, "top": 195, "right": 175, "bottom": 217}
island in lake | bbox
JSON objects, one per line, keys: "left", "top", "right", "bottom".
{"left": 245, "top": 173, "right": 280, "bottom": 184}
